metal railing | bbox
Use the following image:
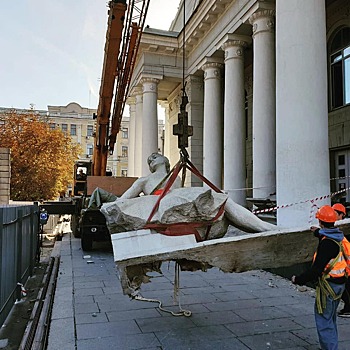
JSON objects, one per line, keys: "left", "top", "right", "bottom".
{"left": 0, "top": 204, "right": 39, "bottom": 327}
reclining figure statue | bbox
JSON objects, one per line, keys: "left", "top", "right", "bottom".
{"left": 90, "top": 153, "right": 276, "bottom": 239}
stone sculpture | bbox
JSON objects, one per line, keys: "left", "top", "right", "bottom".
{"left": 98, "top": 153, "right": 276, "bottom": 238}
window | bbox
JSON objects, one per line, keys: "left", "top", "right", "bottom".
{"left": 49, "top": 123, "right": 56, "bottom": 130}
{"left": 87, "top": 125, "right": 93, "bottom": 136}
{"left": 330, "top": 27, "right": 350, "bottom": 109}
{"left": 71, "top": 124, "right": 77, "bottom": 136}
{"left": 122, "top": 128, "right": 128, "bottom": 139}
{"left": 87, "top": 144, "right": 93, "bottom": 156}
{"left": 61, "top": 123, "right": 68, "bottom": 133}
{"left": 121, "top": 146, "right": 128, "bottom": 158}
{"left": 121, "top": 169, "right": 128, "bottom": 177}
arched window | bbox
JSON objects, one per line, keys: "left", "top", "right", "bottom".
{"left": 330, "top": 27, "right": 350, "bottom": 109}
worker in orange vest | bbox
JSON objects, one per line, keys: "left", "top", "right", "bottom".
{"left": 332, "top": 203, "right": 350, "bottom": 318}
{"left": 292, "top": 205, "right": 346, "bottom": 350}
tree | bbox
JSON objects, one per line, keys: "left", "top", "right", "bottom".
{"left": 0, "top": 109, "right": 82, "bottom": 201}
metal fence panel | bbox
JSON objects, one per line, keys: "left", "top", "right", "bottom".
{"left": 0, "top": 204, "right": 39, "bottom": 327}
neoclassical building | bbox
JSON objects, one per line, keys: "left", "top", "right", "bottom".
{"left": 126, "top": 0, "right": 350, "bottom": 227}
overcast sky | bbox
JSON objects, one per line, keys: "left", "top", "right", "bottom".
{"left": 0, "top": 0, "right": 180, "bottom": 111}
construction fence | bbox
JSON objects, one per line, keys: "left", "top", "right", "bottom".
{"left": 0, "top": 204, "right": 39, "bottom": 327}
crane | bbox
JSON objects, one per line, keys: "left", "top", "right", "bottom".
{"left": 92, "top": 0, "right": 150, "bottom": 176}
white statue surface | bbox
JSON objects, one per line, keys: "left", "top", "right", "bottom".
{"left": 98, "top": 153, "right": 276, "bottom": 239}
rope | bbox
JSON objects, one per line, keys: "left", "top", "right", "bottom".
{"left": 315, "top": 239, "right": 344, "bottom": 314}
{"left": 131, "top": 262, "right": 192, "bottom": 317}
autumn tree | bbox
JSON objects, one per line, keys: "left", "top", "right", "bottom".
{"left": 0, "top": 109, "right": 81, "bottom": 201}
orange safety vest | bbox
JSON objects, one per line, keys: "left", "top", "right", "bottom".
{"left": 313, "top": 237, "right": 347, "bottom": 279}
{"left": 341, "top": 237, "right": 350, "bottom": 276}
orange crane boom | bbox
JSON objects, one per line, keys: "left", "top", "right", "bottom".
{"left": 93, "top": 0, "right": 150, "bottom": 176}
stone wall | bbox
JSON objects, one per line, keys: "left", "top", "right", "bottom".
{"left": 0, "top": 148, "right": 10, "bottom": 204}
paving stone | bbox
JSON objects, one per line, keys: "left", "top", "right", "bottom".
{"left": 47, "top": 318, "right": 75, "bottom": 350}
{"left": 107, "top": 308, "right": 160, "bottom": 321}
{"left": 290, "top": 315, "right": 315, "bottom": 328}
{"left": 190, "top": 310, "right": 244, "bottom": 326}
{"left": 233, "top": 306, "right": 288, "bottom": 321}
{"left": 75, "top": 311, "right": 109, "bottom": 324}
{"left": 158, "top": 303, "right": 211, "bottom": 316}
{"left": 97, "top": 298, "right": 157, "bottom": 312}
{"left": 74, "top": 295, "right": 94, "bottom": 304}
{"left": 155, "top": 325, "right": 237, "bottom": 348}
{"left": 226, "top": 318, "right": 303, "bottom": 337}
{"left": 76, "top": 320, "right": 141, "bottom": 340}
{"left": 238, "top": 330, "right": 310, "bottom": 349}
{"left": 136, "top": 315, "right": 195, "bottom": 332}
{"left": 275, "top": 302, "right": 314, "bottom": 317}
{"left": 77, "top": 333, "right": 161, "bottom": 350}
{"left": 74, "top": 287, "right": 105, "bottom": 297}
{"left": 213, "top": 290, "right": 259, "bottom": 302}
{"left": 74, "top": 281, "right": 105, "bottom": 289}
{"left": 158, "top": 336, "right": 250, "bottom": 350}
{"left": 290, "top": 327, "right": 319, "bottom": 345}
{"left": 74, "top": 302, "right": 100, "bottom": 314}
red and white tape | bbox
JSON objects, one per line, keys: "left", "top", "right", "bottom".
{"left": 253, "top": 187, "right": 350, "bottom": 215}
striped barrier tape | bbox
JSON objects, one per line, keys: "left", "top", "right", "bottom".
{"left": 253, "top": 187, "right": 350, "bottom": 215}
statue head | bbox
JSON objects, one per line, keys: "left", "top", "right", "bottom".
{"left": 147, "top": 153, "right": 170, "bottom": 173}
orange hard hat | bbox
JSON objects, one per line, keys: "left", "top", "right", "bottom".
{"left": 316, "top": 205, "right": 337, "bottom": 222}
{"left": 332, "top": 203, "right": 346, "bottom": 215}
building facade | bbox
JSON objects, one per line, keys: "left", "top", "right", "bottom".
{"left": 0, "top": 101, "right": 165, "bottom": 181}
{"left": 127, "top": 0, "right": 350, "bottom": 227}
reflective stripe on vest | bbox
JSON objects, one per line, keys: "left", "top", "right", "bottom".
{"left": 313, "top": 237, "right": 346, "bottom": 278}
{"left": 341, "top": 237, "right": 350, "bottom": 275}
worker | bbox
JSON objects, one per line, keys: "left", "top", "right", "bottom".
{"left": 332, "top": 203, "right": 346, "bottom": 221}
{"left": 76, "top": 169, "right": 87, "bottom": 181}
{"left": 332, "top": 203, "right": 350, "bottom": 318}
{"left": 292, "top": 205, "right": 346, "bottom": 349}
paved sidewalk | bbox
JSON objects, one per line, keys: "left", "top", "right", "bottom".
{"left": 47, "top": 233, "right": 350, "bottom": 350}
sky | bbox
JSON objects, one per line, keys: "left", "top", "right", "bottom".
{"left": 0, "top": 0, "right": 181, "bottom": 111}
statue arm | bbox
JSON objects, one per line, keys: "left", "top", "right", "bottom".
{"left": 120, "top": 177, "right": 146, "bottom": 199}
{"left": 224, "top": 198, "right": 276, "bottom": 232}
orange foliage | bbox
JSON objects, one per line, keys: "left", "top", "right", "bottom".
{"left": 0, "top": 109, "right": 81, "bottom": 201}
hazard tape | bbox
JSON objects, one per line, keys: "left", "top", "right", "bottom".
{"left": 253, "top": 187, "right": 350, "bottom": 215}
{"left": 330, "top": 175, "right": 350, "bottom": 181}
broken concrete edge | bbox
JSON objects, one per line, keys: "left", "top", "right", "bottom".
{"left": 113, "top": 219, "right": 350, "bottom": 295}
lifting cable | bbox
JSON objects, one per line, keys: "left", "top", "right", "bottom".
{"left": 132, "top": 262, "right": 192, "bottom": 317}
{"left": 133, "top": 0, "right": 225, "bottom": 316}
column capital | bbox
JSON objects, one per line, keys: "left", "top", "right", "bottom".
{"left": 222, "top": 40, "right": 248, "bottom": 61}
{"left": 126, "top": 96, "right": 136, "bottom": 105}
{"left": 249, "top": 10, "right": 275, "bottom": 37}
{"left": 140, "top": 77, "right": 160, "bottom": 93}
{"left": 201, "top": 62, "right": 223, "bottom": 80}
{"left": 131, "top": 86, "right": 143, "bottom": 96}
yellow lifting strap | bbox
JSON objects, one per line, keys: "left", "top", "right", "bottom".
{"left": 315, "top": 240, "right": 344, "bottom": 314}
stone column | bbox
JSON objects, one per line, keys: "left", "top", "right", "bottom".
{"left": 141, "top": 77, "right": 159, "bottom": 176}
{"left": 201, "top": 60, "right": 224, "bottom": 188}
{"left": 127, "top": 97, "right": 136, "bottom": 177}
{"left": 134, "top": 89, "right": 143, "bottom": 177}
{"left": 222, "top": 39, "right": 249, "bottom": 206}
{"left": 161, "top": 101, "right": 171, "bottom": 157}
{"left": 276, "top": 1, "right": 329, "bottom": 227}
{"left": 249, "top": 10, "right": 276, "bottom": 199}
{"left": 185, "top": 75, "right": 204, "bottom": 187}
